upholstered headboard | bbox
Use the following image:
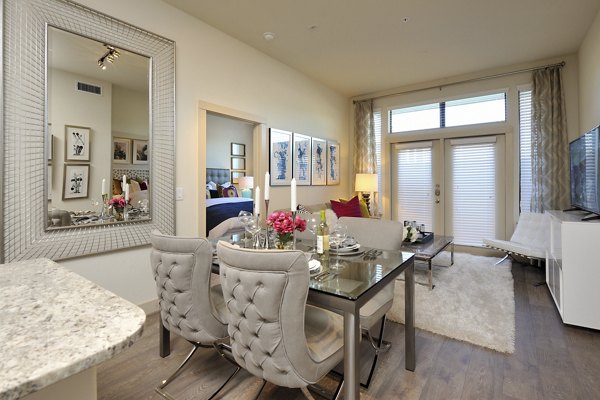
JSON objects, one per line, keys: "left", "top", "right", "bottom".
{"left": 206, "top": 168, "right": 230, "bottom": 185}
{"left": 113, "top": 167, "right": 150, "bottom": 181}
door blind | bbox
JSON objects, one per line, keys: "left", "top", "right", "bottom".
{"left": 374, "top": 110, "right": 382, "bottom": 194}
{"left": 394, "top": 144, "right": 433, "bottom": 231}
{"left": 451, "top": 140, "right": 496, "bottom": 246}
{"left": 519, "top": 90, "right": 532, "bottom": 213}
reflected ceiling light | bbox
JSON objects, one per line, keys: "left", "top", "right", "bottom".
{"left": 263, "top": 32, "right": 275, "bottom": 41}
{"left": 97, "top": 44, "right": 120, "bottom": 70}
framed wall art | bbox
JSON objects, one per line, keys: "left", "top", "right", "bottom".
{"left": 231, "top": 170, "right": 246, "bottom": 184}
{"left": 132, "top": 139, "right": 149, "bottom": 165}
{"left": 231, "top": 142, "right": 246, "bottom": 156}
{"left": 63, "top": 164, "right": 90, "bottom": 200}
{"left": 326, "top": 140, "right": 340, "bottom": 185}
{"left": 269, "top": 128, "right": 293, "bottom": 186}
{"left": 311, "top": 137, "right": 327, "bottom": 186}
{"left": 65, "top": 125, "right": 91, "bottom": 162}
{"left": 112, "top": 137, "right": 131, "bottom": 164}
{"left": 293, "top": 133, "right": 311, "bottom": 185}
{"left": 231, "top": 157, "right": 246, "bottom": 170}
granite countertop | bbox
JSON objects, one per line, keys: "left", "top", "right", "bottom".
{"left": 0, "top": 258, "right": 146, "bottom": 400}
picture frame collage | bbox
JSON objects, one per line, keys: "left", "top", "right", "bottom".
{"left": 112, "top": 137, "right": 149, "bottom": 165}
{"left": 230, "top": 142, "right": 246, "bottom": 184}
{"left": 269, "top": 128, "right": 339, "bottom": 186}
{"left": 62, "top": 125, "right": 92, "bottom": 200}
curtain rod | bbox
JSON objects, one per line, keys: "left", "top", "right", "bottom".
{"left": 353, "top": 61, "right": 565, "bottom": 104}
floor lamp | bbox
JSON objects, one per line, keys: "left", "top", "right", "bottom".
{"left": 355, "top": 173, "right": 378, "bottom": 216}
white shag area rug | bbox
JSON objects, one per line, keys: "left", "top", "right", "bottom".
{"left": 388, "top": 252, "right": 515, "bottom": 353}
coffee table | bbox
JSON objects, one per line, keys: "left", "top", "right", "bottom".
{"left": 401, "top": 235, "right": 454, "bottom": 290}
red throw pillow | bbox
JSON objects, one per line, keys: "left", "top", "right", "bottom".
{"left": 330, "top": 196, "right": 363, "bottom": 218}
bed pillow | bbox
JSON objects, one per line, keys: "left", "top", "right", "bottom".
{"left": 221, "top": 186, "right": 238, "bottom": 198}
{"left": 339, "top": 196, "right": 370, "bottom": 218}
{"left": 330, "top": 196, "right": 362, "bottom": 218}
{"left": 206, "top": 181, "right": 217, "bottom": 190}
{"left": 206, "top": 188, "right": 211, "bottom": 199}
{"left": 129, "top": 180, "right": 141, "bottom": 193}
{"left": 112, "top": 179, "right": 123, "bottom": 195}
{"left": 209, "top": 189, "right": 219, "bottom": 198}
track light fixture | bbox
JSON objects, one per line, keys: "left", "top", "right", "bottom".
{"left": 97, "top": 44, "right": 120, "bottom": 70}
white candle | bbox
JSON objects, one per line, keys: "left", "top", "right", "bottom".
{"left": 101, "top": 178, "right": 107, "bottom": 195}
{"left": 122, "top": 175, "right": 127, "bottom": 190}
{"left": 124, "top": 184, "right": 129, "bottom": 203}
{"left": 264, "top": 172, "right": 270, "bottom": 200}
{"left": 290, "top": 178, "right": 297, "bottom": 211}
{"left": 254, "top": 186, "right": 261, "bottom": 215}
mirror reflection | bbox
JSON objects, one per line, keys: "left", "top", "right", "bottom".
{"left": 47, "top": 27, "right": 151, "bottom": 229}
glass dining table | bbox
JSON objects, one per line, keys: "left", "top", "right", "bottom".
{"left": 212, "top": 235, "right": 416, "bottom": 400}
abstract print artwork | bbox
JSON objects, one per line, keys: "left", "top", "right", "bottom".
{"left": 293, "top": 133, "right": 311, "bottom": 185}
{"left": 65, "top": 125, "right": 91, "bottom": 162}
{"left": 63, "top": 164, "right": 89, "bottom": 200}
{"left": 311, "top": 137, "right": 326, "bottom": 185}
{"left": 269, "top": 128, "right": 293, "bottom": 186}
{"left": 113, "top": 138, "right": 131, "bottom": 164}
{"left": 133, "top": 140, "right": 149, "bottom": 165}
{"left": 326, "top": 140, "right": 340, "bottom": 185}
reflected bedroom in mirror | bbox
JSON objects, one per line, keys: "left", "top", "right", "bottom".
{"left": 47, "top": 27, "right": 151, "bottom": 229}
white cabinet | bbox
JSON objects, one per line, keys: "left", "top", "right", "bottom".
{"left": 546, "top": 210, "right": 600, "bottom": 330}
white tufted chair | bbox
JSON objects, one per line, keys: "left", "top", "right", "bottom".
{"left": 338, "top": 216, "right": 402, "bottom": 388}
{"left": 483, "top": 212, "right": 549, "bottom": 266}
{"left": 217, "top": 241, "right": 345, "bottom": 399}
{"left": 150, "top": 230, "right": 240, "bottom": 400}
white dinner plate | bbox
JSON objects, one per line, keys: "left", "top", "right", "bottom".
{"left": 330, "top": 243, "right": 361, "bottom": 253}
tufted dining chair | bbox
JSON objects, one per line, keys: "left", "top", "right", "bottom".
{"left": 150, "top": 230, "right": 240, "bottom": 400}
{"left": 217, "top": 241, "right": 345, "bottom": 399}
{"left": 339, "top": 216, "right": 404, "bottom": 387}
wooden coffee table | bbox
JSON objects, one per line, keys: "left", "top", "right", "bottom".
{"left": 401, "top": 235, "right": 454, "bottom": 290}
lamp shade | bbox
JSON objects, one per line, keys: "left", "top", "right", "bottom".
{"left": 238, "top": 176, "right": 254, "bottom": 190}
{"left": 355, "top": 173, "right": 378, "bottom": 192}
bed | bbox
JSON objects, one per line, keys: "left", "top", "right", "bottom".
{"left": 206, "top": 168, "right": 253, "bottom": 236}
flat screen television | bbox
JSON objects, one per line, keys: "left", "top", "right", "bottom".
{"left": 569, "top": 126, "right": 600, "bottom": 219}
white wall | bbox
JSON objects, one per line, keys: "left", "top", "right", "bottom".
{"left": 48, "top": 68, "right": 112, "bottom": 212}
{"left": 579, "top": 8, "right": 600, "bottom": 132}
{"left": 206, "top": 113, "right": 254, "bottom": 177}
{"left": 61, "top": 0, "right": 350, "bottom": 307}
{"left": 112, "top": 85, "right": 149, "bottom": 139}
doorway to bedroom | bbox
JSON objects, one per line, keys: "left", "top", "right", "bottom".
{"left": 198, "top": 102, "right": 267, "bottom": 237}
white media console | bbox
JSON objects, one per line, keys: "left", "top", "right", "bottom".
{"left": 546, "top": 210, "right": 600, "bottom": 330}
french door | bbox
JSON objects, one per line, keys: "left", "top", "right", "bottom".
{"left": 391, "top": 135, "right": 505, "bottom": 246}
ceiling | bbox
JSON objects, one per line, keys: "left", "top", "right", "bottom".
{"left": 48, "top": 27, "right": 150, "bottom": 92}
{"left": 163, "top": 0, "right": 600, "bottom": 97}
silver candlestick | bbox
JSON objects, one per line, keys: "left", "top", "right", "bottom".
{"left": 264, "top": 199, "right": 271, "bottom": 249}
{"left": 292, "top": 210, "right": 297, "bottom": 250}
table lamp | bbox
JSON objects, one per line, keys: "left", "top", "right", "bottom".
{"left": 238, "top": 176, "right": 254, "bottom": 198}
{"left": 355, "top": 173, "right": 378, "bottom": 215}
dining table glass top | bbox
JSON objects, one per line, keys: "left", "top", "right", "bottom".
{"left": 212, "top": 234, "right": 414, "bottom": 301}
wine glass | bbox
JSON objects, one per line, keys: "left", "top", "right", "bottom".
{"left": 245, "top": 218, "right": 261, "bottom": 249}
{"left": 238, "top": 210, "right": 253, "bottom": 244}
{"left": 307, "top": 216, "right": 319, "bottom": 253}
{"left": 330, "top": 222, "right": 348, "bottom": 271}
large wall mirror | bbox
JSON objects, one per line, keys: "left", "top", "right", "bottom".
{"left": 2, "top": 0, "right": 175, "bottom": 262}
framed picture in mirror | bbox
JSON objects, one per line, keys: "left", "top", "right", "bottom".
{"left": 113, "top": 137, "right": 131, "bottom": 164}
{"left": 231, "top": 142, "right": 246, "bottom": 156}
{"left": 65, "top": 125, "right": 91, "bottom": 162}
{"left": 63, "top": 164, "right": 90, "bottom": 200}
{"left": 133, "top": 140, "right": 149, "bottom": 165}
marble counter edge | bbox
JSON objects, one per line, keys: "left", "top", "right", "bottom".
{"left": 0, "top": 258, "right": 146, "bottom": 400}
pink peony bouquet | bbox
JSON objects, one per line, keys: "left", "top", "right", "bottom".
{"left": 109, "top": 195, "right": 127, "bottom": 210}
{"left": 266, "top": 211, "right": 306, "bottom": 246}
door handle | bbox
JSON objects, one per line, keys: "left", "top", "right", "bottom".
{"left": 435, "top": 184, "right": 440, "bottom": 204}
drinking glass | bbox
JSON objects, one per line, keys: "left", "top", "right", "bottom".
{"left": 307, "top": 216, "right": 319, "bottom": 253}
{"left": 238, "top": 210, "right": 253, "bottom": 244}
{"left": 245, "top": 218, "right": 261, "bottom": 249}
{"left": 330, "top": 222, "right": 348, "bottom": 271}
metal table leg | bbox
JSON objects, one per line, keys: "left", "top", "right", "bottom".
{"left": 343, "top": 308, "right": 361, "bottom": 400}
{"left": 405, "top": 258, "right": 416, "bottom": 371}
{"left": 160, "top": 320, "right": 170, "bottom": 357}
{"left": 428, "top": 259, "right": 433, "bottom": 290}
{"left": 451, "top": 242, "right": 455, "bottom": 266}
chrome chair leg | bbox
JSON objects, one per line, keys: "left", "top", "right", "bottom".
{"left": 207, "top": 365, "right": 241, "bottom": 400}
{"left": 301, "top": 386, "right": 317, "bottom": 400}
{"left": 155, "top": 343, "right": 199, "bottom": 399}
{"left": 364, "top": 317, "right": 391, "bottom": 354}
{"left": 495, "top": 254, "right": 510, "bottom": 265}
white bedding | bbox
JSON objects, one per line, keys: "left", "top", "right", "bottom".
{"left": 206, "top": 197, "right": 253, "bottom": 207}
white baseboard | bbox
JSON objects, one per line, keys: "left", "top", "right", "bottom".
{"left": 138, "top": 299, "right": 159, "bottom": 315}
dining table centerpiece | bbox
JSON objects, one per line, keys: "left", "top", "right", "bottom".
{"left": 266, "top": 211, "right": 306, "bottom": 249}
{"left": 109, "top": 195, "right": 128, "bottom": 221}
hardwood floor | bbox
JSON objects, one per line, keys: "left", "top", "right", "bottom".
{"left": 97, "top": 263, "right": 600, "bottom": 399}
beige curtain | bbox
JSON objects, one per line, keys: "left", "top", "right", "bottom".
{"left": 354, "top": 100, "right": 376, "bottom": 174}
{"left": 531, "top": 67, "right": 569, "bottom": 212}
